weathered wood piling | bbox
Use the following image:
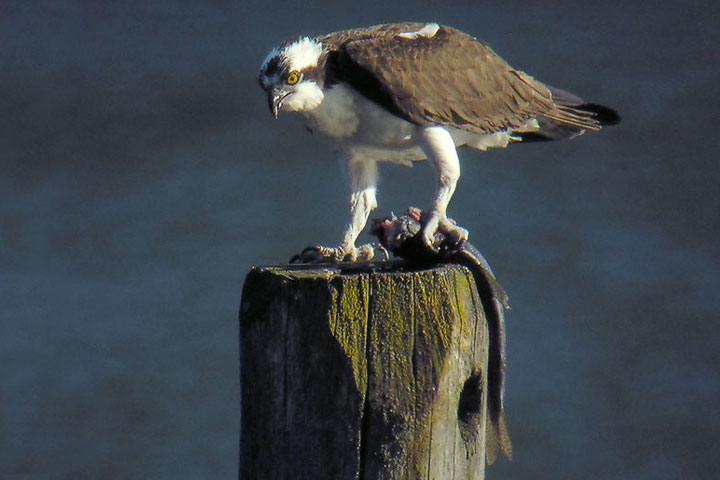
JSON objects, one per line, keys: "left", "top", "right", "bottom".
{"left": 239, "top": 262, "right": 491, "bottom": 480}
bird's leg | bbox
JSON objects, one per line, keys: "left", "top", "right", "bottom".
{"left": 291, "top": 157, "right": 386, "bottom": 263}
{"left": 337, "top": 157, "right": 381, "bottom": 261}
{"left": 336, "top": 187, "right": 377, "bottom": 261}
{"left": 418, "top": 126, "right": 469, "bottom": 250}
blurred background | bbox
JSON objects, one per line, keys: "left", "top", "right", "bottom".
{"left": 1, "top": 0, "right": 718, "bottom": 478}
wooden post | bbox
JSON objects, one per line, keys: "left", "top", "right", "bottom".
{"left": 239, "top": 262, "right": 490, "bottom": 480}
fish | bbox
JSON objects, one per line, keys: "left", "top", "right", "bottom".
{"left": 369, "top": 206, "right": 512, "bottom": 464}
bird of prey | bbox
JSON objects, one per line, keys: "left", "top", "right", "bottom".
{"left": 258, "top": 22, "right": 619, "bottom": 262}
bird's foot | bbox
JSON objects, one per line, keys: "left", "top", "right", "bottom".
{"left": 419, "top": 209, "right": 469, "bottom": 252}
{"left": 290, "top": 243, "right": 389, "bottom": 264}
{"left": 438, "top": 217, "right": 469, "bottom": 249}
{"left": 371, "top": 207, "right": 470, "bottom": 258}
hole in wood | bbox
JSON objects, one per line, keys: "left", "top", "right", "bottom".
{"left": 457, "top": 370, "right": 484, "bottom": 441}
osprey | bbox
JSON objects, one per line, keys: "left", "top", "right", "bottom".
{"left": 258, "top": 22, "right": 619, "bottom": 262}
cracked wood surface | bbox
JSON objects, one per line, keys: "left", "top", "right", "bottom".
{"left": 239, "top": 263, "right": 489, "bottom": 480}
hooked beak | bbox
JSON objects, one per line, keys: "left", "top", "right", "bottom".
{"left": 268, "top": 88, "right": 290, "bottom": 118}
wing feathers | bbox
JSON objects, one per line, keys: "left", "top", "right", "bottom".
{"left": 323, "top": 24, "right": 605, "bottom": 135}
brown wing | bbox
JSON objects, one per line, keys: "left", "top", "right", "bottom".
{"left": 324, "top": 24, "right": 599, "bottom": 134}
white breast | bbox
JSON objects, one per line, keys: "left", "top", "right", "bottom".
{"left": 302, "top": 83, "right": 424, "bottom": 163}
{"left": 302, "top": 82, "right": 530, "bottom": 162}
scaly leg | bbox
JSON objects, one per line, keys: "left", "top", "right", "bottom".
{"left": 292, "top": 156, "right": 385, "bottom": 263}
{"left": 417, "top": 125, "right": 468, "bottom": 249}
{"left": 338, "top": 156, "right": 379, "bottom": 261}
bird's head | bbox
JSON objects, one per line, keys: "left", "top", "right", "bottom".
{"left": 258, "top": 37, "right": 326, "bottom": 118}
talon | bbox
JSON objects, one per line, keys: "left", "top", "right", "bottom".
{"left": 355, "top": 244, "right": 373, "bottom": 262}
{"left": 438, "top": 217, "right": 469, "bottom": 247}
{"left": 420, "top": 214, "right": 442, "bottom": 252}
{"left": 422, "top": 230, "right": 440, "bottom": 252}
{"left": 290, "top": 243, "right": 394, "bottom": 264}
{"left": 353, "top": 243, "right": 392, "bottom": 262}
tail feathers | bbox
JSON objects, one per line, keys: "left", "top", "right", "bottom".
{"left": 485, "top": 411, "right": 513, "bottom": 465}
{"left": 577, "top": 103, "right": 621, "bottom": 126}
{"left": 519, "top": 86, "right": 621, "bottom": 142}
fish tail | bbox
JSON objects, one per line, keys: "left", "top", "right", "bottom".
{"left": 485, "top": 410, "right": 513, "bottom": 465}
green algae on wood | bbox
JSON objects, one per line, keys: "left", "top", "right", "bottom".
{"left": 239, "top": 263, "right": 490, "bottom": 480}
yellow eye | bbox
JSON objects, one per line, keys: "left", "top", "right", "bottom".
{"left": 287, "top": 71, "right": 300, "bottom": 85}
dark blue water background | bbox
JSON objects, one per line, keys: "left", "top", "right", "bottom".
{"left": 2, "top": 1, "right": 719, "bottom": 478}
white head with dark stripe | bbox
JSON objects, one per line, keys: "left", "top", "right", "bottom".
{"left": 258, "top": 37, "right": 326, "bottom": 117}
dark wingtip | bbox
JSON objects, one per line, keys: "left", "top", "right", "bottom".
{"left": 579, "top": 103, "right": 622, "bottom": 126}
{"left": 516, "top": 132, "right": 554, "bottom": 143}
{"left": 518, "top": 102, "right": 621, "bottom": 143}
